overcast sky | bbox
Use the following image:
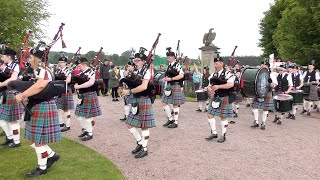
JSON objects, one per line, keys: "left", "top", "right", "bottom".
{"left": 46, "top": 0, "right": 274, "bottom": 58}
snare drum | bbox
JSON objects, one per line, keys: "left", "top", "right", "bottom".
{"left": 274, "top": 94, "right": 293, "bottom": 112}
{"left": 240, "top": 68, "right": 270, "bottom": 98}
{"left": 289, "top": 90, "right": 303, "bottom": 104}
{"left": 195, "top": 90, "right": 209, "bottom": 101}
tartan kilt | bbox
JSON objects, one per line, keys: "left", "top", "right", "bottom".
{"left": 56, "top": 93, "right": 75, "bottom": 111}
{"left": 252, "top": 92, "right": 274, "bottom": 110}
{"left": 207, "top": 96, "right": 233, "bottom": 118}
{"left": 161, "top": 84, "right": 185, "bottom": 105}
{"left": 124, "top": 94, "right": 134, "bottom": 105}
{"left": 306, "top": 84, "right": 318, "bottom": 101}
{"left": 75, "top": 91, "right": 102, "bottom": 118}
{"left": 0, "top": 91, "right": 24, "bottom": 122}
{"left": 235, "top": 91, "right": 243, "bottom": 103}
{"left": 24, "top": 100, "right": 61, "bottom": 144}
{"left": 126, "top": 96, "right": 156, "bottom": 128}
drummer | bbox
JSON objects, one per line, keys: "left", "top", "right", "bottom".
{"left": 231, "top": 69, "right": 242, "bottom": 121}
{"left": 196, "top": 66, "right": 210, "bottom": 112}
{"left": 287, "top": 65, "right": 304, "bottom": 119}
{"left": 251, "top": 60, "right": 275, "bottom": 130}
{"left": 301, "top": 61, "right": 320, "bottom": 115}
{"left": 273, "top": 64, "right": 293, "bottom": 125}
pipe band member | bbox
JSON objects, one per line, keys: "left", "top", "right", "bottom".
{"left": 286, "top": 65, "right": 303, "bottom": 120}
{"left": 120, "top": 62, "right": 135, "bottom": 121}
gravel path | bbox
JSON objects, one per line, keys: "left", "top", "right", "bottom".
{"left": 63, "top": 95, "right": 320, "bottom": 180}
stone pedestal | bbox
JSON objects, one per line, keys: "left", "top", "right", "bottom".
{"left": 200, "top": 48, "right": 218, "bottom": 74}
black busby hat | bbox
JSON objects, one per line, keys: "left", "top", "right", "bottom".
{"left": 58, "top": 57, "right": 68, "bottom": 62}
{"left": 30, "top": 48, "right": 48, "bottom": 62}
{"left": 261, "top": 59, "right": 270, "bottom": 67}
{"left": 308, "top": 60, "right": 315, "bottom": 66}
{"left": 134, "top": 53, "right": 147, "bottom": 60}
{"left": 166, "top": 51, "right": 175, "bottom": 57}
{"left": 1, "top": 48, "right": 17, "bottom": 56}
{"left": 75, "top": 57, "right": 88, "bottom": 65}
{"left": 214, "top": 57, "right": 224, "bottom": 62}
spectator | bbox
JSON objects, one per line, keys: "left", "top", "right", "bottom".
{"left": 109, "top": 65, "right": 120, "bottom": 101}
{"left": 159, "top": 64, "right": 166, "bottom": 72}
{"left": 192, "top": 65, "right": 201, "bottom": 91}
{"left": 100, "top": 59, "right": 111, "bottom": 96}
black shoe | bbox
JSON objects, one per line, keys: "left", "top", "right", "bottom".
{"left": 301, "top": 110, "right": 306, "bottom": 114}
{"left": 112, "top": 99, "right": 116, "bottom": 101}
{"left": 196, "top": 109, "right": 202, "bottom": 112}
{"left": 291, "top": 115, "right": 296, "bottom": 120}
{"left": 120, "top": 116, "right": 127, "bottom": 121}
{"left": 131, "top": 144, "right": 143, "bottom": 154}
{"left": 234, "top": 113, "right": 238, "bottom": 118}
{"left": 59, "top": 123, "right": 65, "bottom": 127}
{"left": 4, "top": 142, "right": 20, "bottom": 148}
{"left": 61, "top": 126, "right": 70, "bottom": 132}
{"left": 205, "top": 133, "right": 218, "bottom": 140}
{"left": 276, "top": 120, "right": 282, "bottom": 125}
{"left": 167, "top": 123, "right": 178, "bottom": 128}
{"left": 261, "top": 123, "right": 266, "bottom": 130}
{"left": 134, "top": 149, "right": 148, "bottom": 158}
{"left": 115, "top": 99, "right": 119, "bottom": 101}
{"left": 230, "top": 121, "right": 236, "bottom": 124}
{"left": 204, "top": 108, "right": 208, "bottom": 113}
{"left": 26, "top": 167, "right": 47, "bottom": 177}
{"left": 286, "top": 113, "right": 292, "bottom": 119}
{"left": 78, "top": 131, "right": 87, "bottom": 138}
{"left": 273, "top": 116, "right": 279, "bottom": 123}
{"left": 163, "top": 120, "right": 173, "bottom": 127}
{"left": 1, "top": 138, "right": 13, "bottom": 146}
{"left": 307, "top": 112, "right": 311, "bottom": 116}
{"left": 246, "top": 104, "right": 250, "bottom": 107}
{"left": 251, "top": 121, "right": 259, "bottom": 128}
{"left": 217, "top": 134, "right": 226, "bottom": 143}
{"left": 81, "top": 133, "right": 93, "bottom": 141}
{"left": 47, "top": 153, "right": 61, "bottom": 169}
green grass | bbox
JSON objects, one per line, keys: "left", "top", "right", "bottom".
{"left": 0, "top": 132, "right": 124, "bottom": 180}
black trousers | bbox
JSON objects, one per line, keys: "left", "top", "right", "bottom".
{"left": 103, "top": 79, "right": 109, "bottom": 95}
{"left": 111, "top": 87, "right": 118, "bottom": 99}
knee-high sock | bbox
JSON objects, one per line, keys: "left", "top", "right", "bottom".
{"left": 173, "top": 107, "right": 179, "bottom": 124}
{"left": 307, "top": 101, "right": 313, "bottom": 112}
{"left": 10, "top": 123, "right": 20, "bottom": 144}
{"left": 262, "top": 111, "right": 268, "bottom": 124}
{"left": 44, "top": 144, "right": 55, "bottom": 158}
{"left": 35, "top": 146, "right": 48, "bottom": 170}
{"left": 78, "top": 117, "right": 86, "bottom": 130}
{"left": 59, "top": 110, "right": 64, "bottom": 124}
{"left": 163, "top": 105, "right": 173, "bottom": 120}
{"left": 129, "top": 127, "right": 142, "bottom": 145}
{"left": 253, "top": 109, "right": 259, "bottom": 123}
{"left": 198, "top": 102, "right": 202, "bottom": 110}
{"left": 303, "top": 100, "right": 308, "bottom": 110}
{"left": 85, "top": 118, "right": 93, "bottom": 136}
{"left": 169, "top": 104, "right": 173, "bottom": 111}
{"left": 235, "top": 104, "right": 240, "bottom": 114}
{"left": 292, "top": 105, "right": 298, "bottom": 115}
{"left": 0, "top": 120, "right": 12, "bottom": 139}
{"left": 65, "top": 110, "right": 71, "bottom": 127}
{"left": 206, "top": 101, "right": 209, "bottom": 110}
{"left": 141, "top": 129, "right": 150, "bottom": 151}
{"left": 208, "top": 118, "right": 217, "bottom": 134}
{"left": 124, "top": 105, "right": 130, "bottom": 117}
{"left": 221, "top": 120, "right": 228, "bottom": 136}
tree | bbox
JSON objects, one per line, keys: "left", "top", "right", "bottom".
{"left": 259, "top": 0, "right": 287, "bottom": 58}
{"left": 273, "top": 0, "right": 320, "bottom": 66}
{"left": 0, "top": 0, "right": 51, "bottom": 50}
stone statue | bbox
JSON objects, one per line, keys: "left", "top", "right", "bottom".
{"left": 199, "top": 28, "right": 217, "bottom": 51}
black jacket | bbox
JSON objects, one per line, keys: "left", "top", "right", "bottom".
{"left": 100, "top": 64, "right": 111, "bottom": 79}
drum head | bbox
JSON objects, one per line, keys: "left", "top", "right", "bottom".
{"left": 274, "top": 94, "right": 293, "bottom": 101}
{"left": 290, "top": 90, "right": 303, "bottom": 93}
{"left": 195, "top": 90, "right": 205, "bottom": 93}
{"left": 255, "top": 68, "right": 270, "bottom": 98}
{"left": 154, "top": 72, "right": 165, "bottom": 84}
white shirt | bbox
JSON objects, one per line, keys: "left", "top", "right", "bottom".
{"left": 302, "top": 71, "right": 320, "bottom": 81}
{"left": 208, "top": 69, "right": 235, "bottom": 86}
{"left": 291, "top": 72, "right": 304, "bottom": 82}
{"left": 81, "top": 67, "right": 95, "bottom": 80}
{"left": 6, "top": 61, "right": 20, "bottom": 73}
{"left": 169, "top": 60, "right": 184, "bottom": 74}
{"left": 37, "top": 67, "right": 53, "bottom": 81}
{"left": 278, "top": 72, "right": 293, "bottom": 87}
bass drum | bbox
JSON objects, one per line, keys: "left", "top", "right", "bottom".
{"left": 240, "top": 68, "right": 270, "bottom": 98}
{"left": 153, "top": 71, "right": 165, "bottom": 95}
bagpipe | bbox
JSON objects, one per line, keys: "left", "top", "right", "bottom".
{"left": 19, "top": 30, "right": 32, "bottom": 70}
{"left": 119, "top": 33, "right": 161, "bottom": 102}
{"left": 8, "top": 23, "right": 68, "bottom": 101}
